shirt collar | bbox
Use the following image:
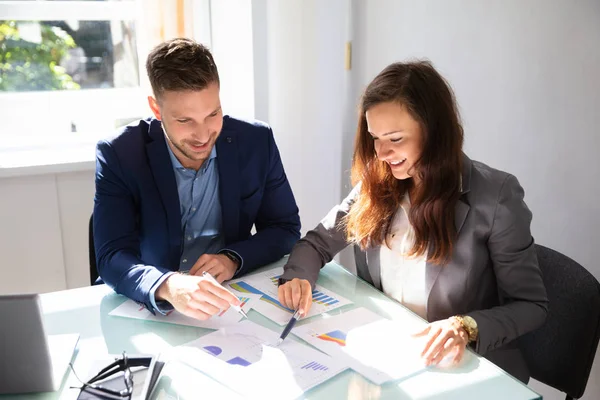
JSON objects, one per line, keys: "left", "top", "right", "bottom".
{"left": 165, "top": 141, "right": 218, "bottom": 171}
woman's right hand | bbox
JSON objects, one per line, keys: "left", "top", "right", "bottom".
{"left": 278, "top": 278, "right": 313, "bottom": 316}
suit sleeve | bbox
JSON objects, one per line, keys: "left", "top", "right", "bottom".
{"left": 279, "top": 183, "right": 361, "bottom": 289}
{"left": 224, "top": 128, "right": 301, "bottom": 276}
{"left": 94, "top": 140, "right": 172, "bottom": 312}
{"left": 467, "top": 174, "right": 549, "bottom": 355}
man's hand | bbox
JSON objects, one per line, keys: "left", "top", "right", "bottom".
{"left": 189, "top": 254, "right": 238, "bottom": 283}
{"left": 277, "top": 278, "right": 313, "bottom": 317}
{"left": 155, "top": 273, "right": 240, "bottom": 321}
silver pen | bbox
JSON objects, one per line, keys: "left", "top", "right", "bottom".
{"left": 202, "top": 271, "right": 249, "bottom": 318}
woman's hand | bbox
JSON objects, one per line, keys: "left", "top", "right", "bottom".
{"left": 412, "top": 317, "right": 469, "bottom": 366}
{"left": 277, "top": 278, "right": 313, "bottom": 316}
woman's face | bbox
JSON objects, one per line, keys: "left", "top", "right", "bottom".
{"left": 366, "top": 101, "right": 424, "bottom": 181}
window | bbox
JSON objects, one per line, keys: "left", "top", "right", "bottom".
{"left": 0, "top": 0, "right": 205, "bottom": 152}
{"left": 0, "top": 0, "right": 254, "bottom": 169}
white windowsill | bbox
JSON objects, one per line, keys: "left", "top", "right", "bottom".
{"left": 0, "top": 142, "right": 97, "bottom": 178}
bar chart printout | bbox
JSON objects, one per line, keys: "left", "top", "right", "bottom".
{"left": 294, "top": 307, "right": 429, "bottom": 385}
{"left": 176, "top": 320, "right": 348, "bottom": 398}
{"left": 108, "top": 293, "right": 260, "bottom": 329}
{"left": 227, "top": 267, "right": 352, "bottom": 325}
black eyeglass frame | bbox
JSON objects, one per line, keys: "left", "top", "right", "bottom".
{"left": 70, "top": 352, "right": 152, "bottom": 399}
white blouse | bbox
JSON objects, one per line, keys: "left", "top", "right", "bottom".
{"left": 379, "top": 195, "right": 428, "bottom": 319}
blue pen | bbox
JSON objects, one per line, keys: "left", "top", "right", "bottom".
{"left": 276, "top": 309, "right": 303, "bottom": 346}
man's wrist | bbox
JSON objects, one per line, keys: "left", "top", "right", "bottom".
{"left": 218, "top": 249, "right": 242, "bottom": 269}
{"left": 156, "top": 274, "right": 175, "bottom": 302}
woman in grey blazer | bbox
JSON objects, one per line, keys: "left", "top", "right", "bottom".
{"left": 278, "top": 61, "right": 548, "bottom": 383}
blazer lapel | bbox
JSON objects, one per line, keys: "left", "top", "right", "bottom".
{"left": 365, "top": 246, "right": 382, "bottom": 290}
{"left": 146, "top": 119, "right": 181, "bottom": 266}
{"left": 425, "top": 155, "right": 472, "bottom": 318}
{"left": 216, "top": 121, "right": 240, "bottom": 244}
{"left": 453, "top": 154, "right": 472, "bottom": 236}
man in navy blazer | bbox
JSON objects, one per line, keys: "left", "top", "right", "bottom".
{"left": 93, "top": 38, "right": 300, "bottom": 320}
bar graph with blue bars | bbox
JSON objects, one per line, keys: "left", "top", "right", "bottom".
{"left": 271, "top": 274, "right": 342, "bottom": 308}
{"left": 311, "top": 290, "right": 340, "bottom": 306}
{"left": 301, "top": 361, "right": 329, "bottom": 371}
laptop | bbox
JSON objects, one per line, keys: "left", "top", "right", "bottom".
{"left": 0, "top": 294, "right": 79, "bottom": 394}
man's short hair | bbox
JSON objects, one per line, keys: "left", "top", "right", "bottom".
{"left": 146, "top": 38, "right": 219, "bottom": 99}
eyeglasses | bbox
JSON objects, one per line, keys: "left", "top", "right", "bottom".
{"left": 69, "top": 352, "right": 152, "bottom": 399}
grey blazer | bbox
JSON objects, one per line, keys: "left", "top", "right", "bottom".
{"left": 280, "top": 155, "right": 548, "bottom": 383}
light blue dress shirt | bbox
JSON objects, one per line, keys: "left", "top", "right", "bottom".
{"left": 149, "top": 143, "right": 226, "bottom": 312}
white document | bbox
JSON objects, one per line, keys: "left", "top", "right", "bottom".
{"left": 226, "top": 267, "right": 352, "bottom": 325}
{"left": 147, "top": 359, "right": 244, "bottom": 400}
{"left": 108, "top": 293, "right": 261, "bottom": 329}
{"left": 175, "top": 320, "right": 348, "bottom": 399}
{"left": 293, "top": 307, "right": 429, "bottom": 385}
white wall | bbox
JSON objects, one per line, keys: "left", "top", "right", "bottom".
{"left": 353, "top": 0, "right": 600, "bottom": 399}
{"left": 210, "top": 0, "right": 255, "bottom": 120}
{"left": 255, "top": 0, "right": 350, "bottom": 234}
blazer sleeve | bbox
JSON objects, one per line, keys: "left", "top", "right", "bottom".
{"left": 279, "top": 183, "right": 362, "bottom": 289}
{"left": 225, "top": 128, "right": 301, "bottom": 276}
{"left": 467, "top": 174, "right": 549, "bottom": 355}
{"left": 94, "top": 140, "right": 172, "bottom": 311}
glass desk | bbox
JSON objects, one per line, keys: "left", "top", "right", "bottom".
{"left": 4, "top": 258, "right": 542, "bottom": 399}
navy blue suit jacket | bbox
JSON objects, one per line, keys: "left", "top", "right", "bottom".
{"left": 93, "top": 116, "right": 301, "bottom": 310}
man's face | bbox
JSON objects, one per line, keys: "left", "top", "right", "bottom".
{"left": 148, "top": 83, "right": 223, "bottom": 170}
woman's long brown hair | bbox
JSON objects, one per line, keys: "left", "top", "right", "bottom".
{"left": 346, "top": 61, "right": 464, "bottom": 264}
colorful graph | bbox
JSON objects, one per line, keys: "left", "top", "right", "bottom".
{"left": 227, "top": 356, "right": 252, "bottom": 367}
{"left": 203, "top": 345, "right": 253, "bottom": 367}
{"left": 204, "top": 346, "right": 223, "bottom": 356}
{"left": 316, "top": 330, "right": 347, "bottom": 347}
{"left": 312, "top": 290, "right": 340, "bottom": 306}
{"left": 270, "top": 275, "right": 340, "bottom": 307}
{"left": 301, "top": 361, "right": 329, "bottom": 371}
{"left": 229, "top": 281, "right": 263, "bottom": 295}
{"left": 229, "top": 281, "right": 293, "bottom": 313}
{"left": 217, "top": 296, "right": 251, "bottom": 317}
{"left": 239, "top": 296, "right": 251, "bottom": 308}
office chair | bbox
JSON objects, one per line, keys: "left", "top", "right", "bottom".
{"left": 89, "top": 214, "right": 100, "bottom": 286}
{"left": 519, "top": 244, "right": 600, "bottom": 400}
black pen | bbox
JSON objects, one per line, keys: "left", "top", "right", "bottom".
{"left": 276, "top": 309, "right": 303, "bottom": 346}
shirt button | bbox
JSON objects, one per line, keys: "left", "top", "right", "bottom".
{"left": 182, "top": 259, "right": 187, "bottom": 263}
{"left": 191, "top": 207, "right": 196, "bottom": 212}
{"left": 187, "top": 236, "right": 192, "bottom": 241}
